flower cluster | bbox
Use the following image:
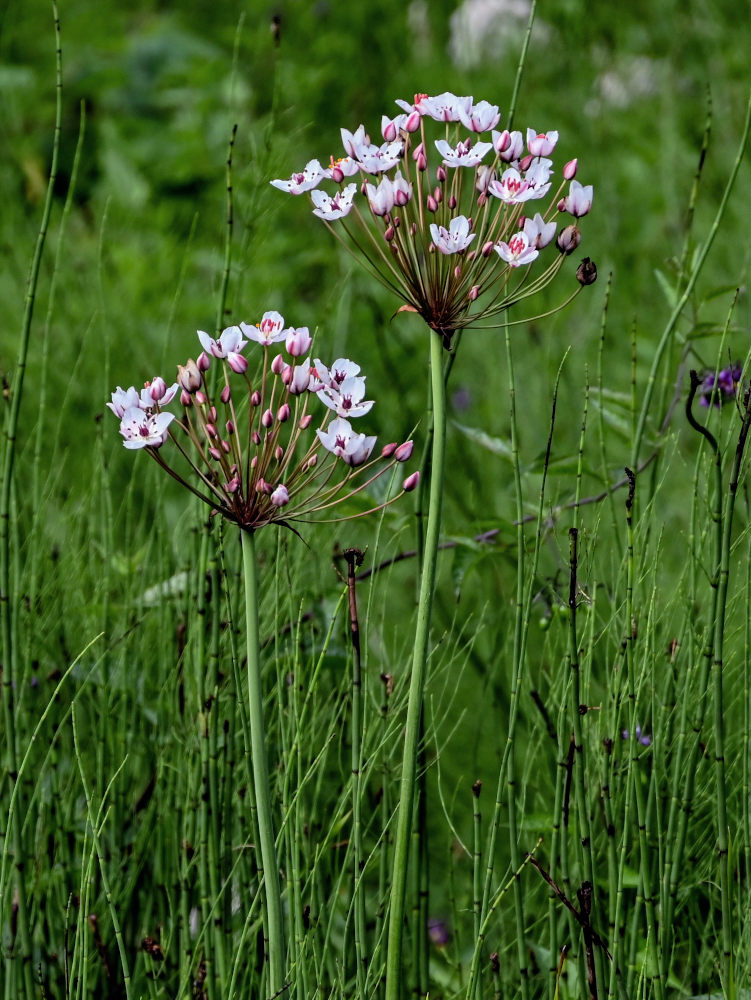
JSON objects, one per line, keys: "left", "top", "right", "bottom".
{"left": 108, "top": 312, "right": 418, "bottom": 531}
{"left": 698, "top": 363, "right": 742, "bottom": 408}
{"left": 272, "top": 91, "right": 595, "bottom": 347}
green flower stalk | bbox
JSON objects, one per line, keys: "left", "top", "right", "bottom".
{"left": 272, "top": 90, "right": 597, "bottom": 997}
{"left": 108, "top": 313, "right": 417, "bottom": 997}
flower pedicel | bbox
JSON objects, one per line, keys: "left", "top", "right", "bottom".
{"left": 108, "top": 312, "right": 417, "bottom": 529}
{"left": 272, "top": 91, "right": 595, "bottom": 347}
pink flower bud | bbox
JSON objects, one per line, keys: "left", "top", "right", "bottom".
{"left": 209, "top": 406, "right": 217, "bottom": 421}
{"left": 496, "top": 130, "right": 511, "bottom": 153}
{"left": 225, "top": 475, "right": 241, "bottom": 493}
{"left": 208, "top": 446, "right": 222, "bottom": 461}
{"left": 437, "top": 165, "right": 447, "bottom": 182}
{"left": 299, "top": 414, "right": 313, "bottom": 429}
{"left": 412, "top": 141, "right": 424, "bottom": 162}
{"left": 467, "top": 250, "right": 477, "bottom": 262}
{"left": 277, "top": 403, "right": 290, "bottom": 422}
{"left": 382, "top": 120, "right": 397, "bottom": 142}
{"left": 250, "top": 391, "right": 261, "bottom": 408}
{"left": 394, "top": 216, "right": 401, "bottom": 227}
{"left": 307, "top": 454, "right": 318, "bottom": 469}
{"left": 197, "top": 352, "right": 211, "bottom": 372}
{"left": 271, "top": 353, "right": 285, "bottom": 374}
{"left": 427, "top": 195, "right": 438, "bottom": 213}
{"left": 454, "top": 265, "right": 461, "bottom": 279}
{"left": 221, "top": 439, "right": 231, "bottom": 453}
{"left": 384, "top": 225, "right": 395, "bottom": 242}
{"left": 519, "top": 154, "right": 533, "bottom": 171}
{"left": 261, "top": 408, "right": 274, "bottom": 428}
{"left": 556, "top": 225, "right": 582, "bottom": 255}
{"left": 252, "top": 431, "right": 261, "bottom": 446}
{"left": 177, "top": 359, "right": 202, "bottom": 393}
{"left": 226, "top": 420, "right": 235, "bottom": 434}
{"left": 180, "top": 389, "right": 192, "bottom": 406}
{"left": 281, "top": 365, "right": 294, "bottom": 385}
{"left": 220, "top": 384, "right": 231, "bottom": 404}
{"left": 195, "top": 390, "right": 207, "bottom": 405}
{"left": 149, "top": 376, "right": 167, "bottom": 401}
{"left": 405, "top": 109, "right": 421, "bottom": 132}
{"left": 482, "top": 241, "right": 495, "bottom": 257}
{"left": 403, "top": 471, "right": 420, "bottom": 492}
{"left": 449, "top": 195, "right": 457, "bottom": 209}
{"left": 417, "top": 151, "right": 427, "bottom": 171}
{"left": 205, "top": 423, "right": 217, "bottom": 438}
{"left": 410, "top": 222, "right": 417, "bottom": 237}
{"left": 395, "top": 441, "right": 413, "bottom": 462}
{"left": 286, "top": 326, "right": 312, "bottom": 357}
{"left": 228, "top": 353, "right": 248, "bottom": 374}
{"left": 275, "top": 445, "right": 284, "bottom": 460}
{"left": 270, "top": 484, "right": 290, "bottom": 507}
{"left": 564, "top": 158, "right": 578, "bottom": 180}
{"left": 255, "top": 477, "right": 271, "bottom": 494}
{"left": 468, "top": 285, "right": 480, "bottom": 301}
{"left": 251, "top": 455, "right": 258, "bottom": 468}
{"left": 381, "top": 442, "right": 398, "bottom": 458}
{"left": 330, "top": 164, "right": 344, "bottom": 183}
{"left": 477, "top": 193, "right": 486, "bottom": 207}
{"left": 557, "top": 197, "right": 566, "bottom": 212}
{"left": 360, "top": 181, "right": 368, "bottom": 196}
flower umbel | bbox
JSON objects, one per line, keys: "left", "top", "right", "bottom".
{"left": 109, "top": 317, "right": 416, "bottom": 531}
{"left": 272, "top": 91, "right": 596, "bottom": 347}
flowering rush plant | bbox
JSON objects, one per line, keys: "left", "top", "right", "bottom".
{"left": 272, "top": 90, "right": 595, "bottom": 347}
{"left": 107, "top": 311, "right": 418, "bottom": 530}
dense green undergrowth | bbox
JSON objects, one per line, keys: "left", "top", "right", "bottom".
{"left": 2, "top": 2, "right": 751, "bottom": 998}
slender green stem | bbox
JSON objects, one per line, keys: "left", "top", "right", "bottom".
{"left": 241, "top": 528, "right": 285, "bottom": 998}
{"left": 629, "top": 87, "right": 751, "bottom": 470}
{"left": 345, "top": 549, "right": 368, "bottom": 999}
{"left": 710, "top": 386, "right": 751, "bottom": 997}
{"left": 385, "top": 327, "right": 446, "bottom": 1000}
{"left": 0, "top": 8, "right": 62, "bottom": 998}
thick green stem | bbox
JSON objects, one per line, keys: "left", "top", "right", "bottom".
{"left": 385, "top": 328, "right": 446, "bottom": 1000}
{"left": 241, "top": 529, "right": 285, "bottom": 998}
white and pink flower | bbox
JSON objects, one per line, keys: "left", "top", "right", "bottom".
{"left": 492, "top": 129, "right": 524, "bottom": 162}
{"left": 355, "top": 139, "right": 404, "bottom": 175}
{"left": 119, "top": 407, "right": 175, "bottom": 450}
{"left": 320, "top": 375, "right": 374, "bottom": 418}
{"left": 522, "top": 213, "right": 557, "bottom": 249}
{"left": 244, "top": 311, "right": 288, "bottom": 346}
{"left": 417, "top": 92, "right": 473, "bottom": 123}
{"left": 459, "top": 100, "right": 501, "bottom": 133}
{"left": 270, "top": 159, "right": 327, "bottom": 195}
{"left": 197, "top": 325, "right": 249, "bottom": 375}
{"left": 285, "top": 326, "right": 312, "bottom": 357}
{"left": 430, "top": 215, "right": 476, "bottom": 254}
{"left": 526, "top": 129, "right": 559, "bottom": 157}
{"left": 434, "top": 137, "right": 493, "bottom": 168}
{"left": 317, "top": 417, "right": 376, "bottom": 467}
{"left": 494, "top": 231, "right": 539, "bottom": 267}
{"left": 562, "top": 179, "right": 594, "bottom": 217}
{"left": 311, "top": 184, "right": 357, "bottom": 221}
{"left": 365, "top": 176, "right": 396, "bottom": 217}
{"left": 108, "top": 385, "right": 141, "bottom": 418}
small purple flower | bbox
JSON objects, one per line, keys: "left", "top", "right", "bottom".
{"left": 622, "top": 725, "right": 651, "bottom": 747}
{"left": 428, "top": 917, "right": 450, "bottom": 947}
{"left": 699, "top": 364, "right": 742, "bottom": 408}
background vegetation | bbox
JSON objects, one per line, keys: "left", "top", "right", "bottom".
{"left": 1, "top": 0, "right": 750, "bottom": 997}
